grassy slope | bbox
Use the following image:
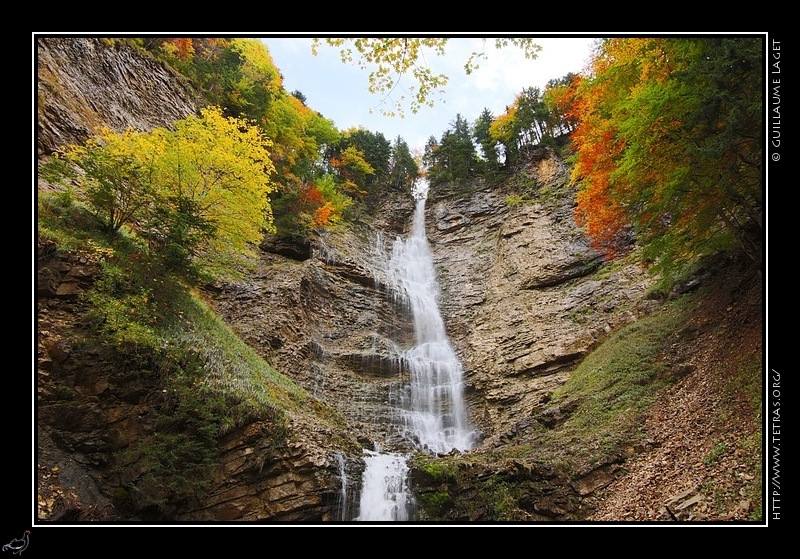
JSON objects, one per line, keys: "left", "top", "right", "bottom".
{"left": 37, "top": 190, "right": 348, "bottom": 516}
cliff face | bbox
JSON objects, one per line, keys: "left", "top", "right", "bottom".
{"left": 31, "top": 37, "right": 659, "bottom": 522}
{"left": 424, "top": 157, "right": 655, "bottom": 443}
{"left": 203, "top": 198, "right": 418, "bottom": 454}
{"left": 37, "top": 37, "right": 202, "bottom": 159}
{"left": 36, "top": 37, "right": 763, "bottom": 523}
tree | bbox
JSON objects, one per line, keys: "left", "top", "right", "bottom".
{"left": 311, "top": 37, "right": 541, "bottom": 117}
{"left": 329, "top": 145, "right": 375, "bottom": 197}
{"left": 388, "top": 136, "right": 420, "bottom": 192}
{"left": 262, "top": 91, "right": 339, "bottom": 191}
{"left": 44, "top": 106, "right": 278, "bottom": 280}
{"left": 41, "top": 127, "right": 163, "bottom": 235}
{"left": 330, "top": 128, "right": 391, "bottom": 194}
{"left": 143, "top": 38, "right": 340, "bottom": 195}
{"left": 290, "top": 174, "right": 353, "bottom": 229}
{"left": 570, "top": 37, "right": 763, "bottom": 270}
{"left": 422, "top": 135, "right": 440, "bottom": 180}
{"left": 514, "top": 87, "right": 545, "bottom": 147}
{"left": 473, "top": 108, "right": 501, "bottom": 172}
{"left": 426, "top": 114, "right": 478, "bottom": 185}
{"left": 543, "top": 73, "right": 581, "bottom": 137}
{"left": 489, "top": 105, "right": 520, "bottom": 168}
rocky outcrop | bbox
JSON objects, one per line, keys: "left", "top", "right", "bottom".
{"left": 205, "top": 195, "right": 418, "bottom": 453}
{"left": 36, "top": 238, "right": 361, "bottom": 522}
{"left": 36, "top": 37, "right": 201, "bottom": 158}
{"left": 426, "top": 151, "right": 656, "bottom": 444}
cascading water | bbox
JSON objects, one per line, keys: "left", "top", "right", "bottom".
{"left": 355, "top": 182, "right": 476, "bottom": 521}
{"left": 354, "top": 448, "right": 414, "bottom": 521}
{"left": 334, "top": 452, "right": 351, "bottom": 521}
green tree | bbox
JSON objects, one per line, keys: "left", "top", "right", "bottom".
{"left": 426, "top": 114, "right": 478, "bottom": 185}
{"left": 330, "top": 128, "right": 391, "bottom": 194}
{"left": 263, "top": 91, "right": 340, "bottom": 191}
{"left": 41, "top": 127, "right": 162, "bottom": 234}
{"left": 388, "top": 136, "right": 420, "bottom": 192}
{"left": 422, "top": 135, "right": 441, "bottom": 181}
{"left": 473, "top": 108, "right": 501, "bottom": 173}
{"left": 329, "top": 144, "right": 376, "bottom": 197}
{"left": 514, "top": 86, "right": 545, "bottom": 147}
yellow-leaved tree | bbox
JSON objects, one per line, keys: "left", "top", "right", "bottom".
{"left": 42, "top": 106, "right": 277, "bottom": 280}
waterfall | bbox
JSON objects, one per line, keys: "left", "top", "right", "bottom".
{"left": 355, "top": 182, "right": 476, "bottom": 521}
{"left": 386, "top": 192, "right": 476, "bottom": 454}
{"left": 355, "top": 449, "right": 414, "bottom": 521}
{"left": 334, "top": 452, "right": 351, "bottom": 521}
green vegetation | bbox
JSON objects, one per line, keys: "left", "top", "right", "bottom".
{"left": 106, "top": 37, "right": 581, "bottom": 227}
{"left": 107, "top": 38, "right": 408, "bottom": 243}
{"left": 411, "top": 452, "right": 460, "bottom": 482}
{"left": 38, "top": 189, "right": 340, "bottom": 518}
{"left": 42, "top": 106, "right": 277, "bottom": 283}
{"left": 537, "top": 297, "right": 688, "bottom": 472}
{"left": 703, "top": 442, "right": 729, "bottom": 466}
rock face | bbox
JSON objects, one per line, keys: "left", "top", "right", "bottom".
{"left": 36, "top": 236, "right": 361, "bottom": 522}
{"left": 36, "top": 37, "right": 201, "bottom": 158}
{"left": 425, "top": 154, "right": 654, "bottom": 444}
{"left": 205, "top": 195, "right": 418, "bottom": 453}
{"left": 35, "top": 37, "right": 659, "bottom": 523}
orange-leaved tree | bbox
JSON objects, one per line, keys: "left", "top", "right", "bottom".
{"left": 292, "top": 175, "right": 353, "bottom": 230}
{"left": 569, "top": 37, "right": 763, "bottom": 271}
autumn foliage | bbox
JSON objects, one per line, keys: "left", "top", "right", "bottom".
{"left": 568, "top": 37, "right": 763, "bottom": 270}
{"left": 570, "top": 73, "right": 630, "bottom": 258}
{"left": 43, "top": 106, "right": 277, "bottom": 280}
{"left": 286, "top": 175, "right": 353, "bottom": 231}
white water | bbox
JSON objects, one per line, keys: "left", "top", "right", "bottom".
{"left": 355, "top": 449, "right": 413, "bottom": 521}
{"left": 356, "top": 184, "right": 476, "bottom": 521}
{"left": 334, "top": 452, "right": 351, "bottom": 521}
{"left": 387, "top": 195, "right": 476, "bottom": 454}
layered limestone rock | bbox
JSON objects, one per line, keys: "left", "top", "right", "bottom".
{"left": 425, "top": 150, "right": 656, "bottom": 445}
{"left": 205, "top": 194, "right": 418, "bottom": 453}
{"left": 36, "top": 238, "right": 362, "bottom": 522}
{"left": 36, "top": 37, "right": 201, "bottom": 158}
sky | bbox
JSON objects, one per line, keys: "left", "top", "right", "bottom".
{"left": 261, "top": 36, "right": 599, "bottom": 153}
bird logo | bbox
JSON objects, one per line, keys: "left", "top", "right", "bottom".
{"left": 2, "top": 531, "right": 29, "bottom": 555}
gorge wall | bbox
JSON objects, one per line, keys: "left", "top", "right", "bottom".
{"left": 36, "top": 37, "right": 762, "bottom": 523}
{"left": 37, "top": 37, "right": 202, "bottom": 158}
{"left": 36, "top": 37, "right": 652, "bottom": 522}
